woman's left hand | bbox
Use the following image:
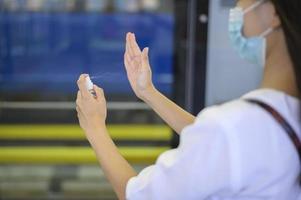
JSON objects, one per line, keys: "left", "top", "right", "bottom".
{"left": 76, "top": 74, "right": 107, "bottom": 139}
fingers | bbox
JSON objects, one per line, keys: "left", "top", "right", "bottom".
{"left": 130, "top": 33, "right": 141, "bottom": 56}
{"left": 77, "top": 74, "right": 92, "bottom": 99}
{"left": 76, "top": 106, "right": 82, "bottom": 124}
{"left": 76, "top": 91, "right": 81, "bottom": 104}
{"left": 141, "top": 47, "right": 150, "bottom": 69}
{"left": 76, "top": 105, "right": 81, "bottom": 115}
{"left": 124, "top": 33, "right": 149, "bottom": 73}
{"left": 76, "top": 91, "right": 82, "bottom": 112}
{"left": 126, "top": 32, "right": 141, "bottom": 60}
{"left": 126, "top": 33, "right": 135, "bottom": 58}
{"left": 125, "top": 51, "right": 138, "bottom": 68}
{"left": 125, "top": 50, "right": 141, "bottom": 70}
{"left": 124, "top": 51, "right": 132, "bottom": 68}
{"left": 125, "top": 33, "right": 138, "bottom": 70}
{"left": 93, "top": 85, "right": 105, "bottom": 101}
{"left": 124, "top": 53, "right": 131, "bottom": 73}
{"left": 125, "top": 33, "right": 131, "bottom": 55}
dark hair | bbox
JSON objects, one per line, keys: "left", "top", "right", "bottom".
{"left": 270, "top": 0, "right": 301, "bottom": 184}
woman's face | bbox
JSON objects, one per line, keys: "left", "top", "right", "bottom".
{"left": 236, "top": 0, "right": 279, "bottom": 38}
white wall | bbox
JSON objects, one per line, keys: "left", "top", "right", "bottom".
{"left": 205, "top": 0, "right": 263, "bottom": 106}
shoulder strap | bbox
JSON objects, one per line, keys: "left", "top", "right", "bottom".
{"left": 244, "top": 99, "right": 301, "bottom": 162}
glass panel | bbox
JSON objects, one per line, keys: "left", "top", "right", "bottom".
{"left": 0, "top": 1, "right": 176, "bottom": 199}
{"left": 0, "top": 0, "right": 175, "bottom": 101}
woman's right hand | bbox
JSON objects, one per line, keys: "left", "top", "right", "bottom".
{"left": 124, "top": 32, "right": 155, "bottom": 100}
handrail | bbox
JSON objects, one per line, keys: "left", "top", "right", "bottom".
{"left": 0, "top": 125, "right": 172, "bottom": 141}
{"left": 0, "top": 101, "right": 151, "bottom": 110}
{"left": 0, "top": 146, "right": 169, "bottom": 164}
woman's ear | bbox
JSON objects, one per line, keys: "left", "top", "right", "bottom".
{"left": 269, "top": 3, "right": 281, "bottom": 28}
{"left": 272, "top": 14, "right": 281, "bottom": 29}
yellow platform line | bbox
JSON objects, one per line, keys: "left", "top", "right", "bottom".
{"left": 0, "top": 146, "right": 169, "bottom": 164}
{"left": 0, "top": 125, "right": 171, "bottom": 141}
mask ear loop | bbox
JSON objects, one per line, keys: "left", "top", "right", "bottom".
{"left": 260, "top": 27, "right": 275, "bottom": 67}
{"left": 241, "top": 0, "right": 275, "bottom": 38}
{"left": 243, "top": 0, "right": 266, "bottom": 14}
{"left": 260, "top": 27, "right": 274, "bottom": 37}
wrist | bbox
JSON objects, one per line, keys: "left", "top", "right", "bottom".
{"left": 86, "top": 121, "right": 106, "bottom": 133}
{"left": 85, "top": 121, "right": 105, "bottom": 136}
{"left": 85, "top": 123, "right": 107, "bottom": 143}
{"left": 140, "top": 85, "right": 157, "bottom": 102}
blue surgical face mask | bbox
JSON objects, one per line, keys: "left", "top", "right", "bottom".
{"left": 229, "top": 0, "right": 274, "bottom": 67}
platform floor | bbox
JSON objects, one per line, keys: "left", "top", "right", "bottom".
{"left": 0, "top": 165, "right": 148, "bottom": 200}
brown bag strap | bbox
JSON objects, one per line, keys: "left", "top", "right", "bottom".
{"left": 245, "top": 99, "right": 301, "bottom": 162}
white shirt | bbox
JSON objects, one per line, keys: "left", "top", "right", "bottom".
{"left": 126, "top": 89, "right": 301, "bottom": 200}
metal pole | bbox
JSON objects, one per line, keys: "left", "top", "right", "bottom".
{"left": 185, "top": 0, "right": 197, "bottom": 113}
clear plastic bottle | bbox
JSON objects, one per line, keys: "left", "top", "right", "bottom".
{"left": 85, "top": 75, "right": 97, "bottom": 97}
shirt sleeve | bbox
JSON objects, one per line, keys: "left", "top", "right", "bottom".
{"left": 126, "top": 108, "right": 238, "bottom": 200}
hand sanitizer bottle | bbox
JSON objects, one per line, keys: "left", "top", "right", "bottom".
{"left": 85, "top": 75, "right": 96, "bottom": 97}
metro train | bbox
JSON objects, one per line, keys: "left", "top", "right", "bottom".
{"left": 0, "top": 11, "right": 174, "bottom": 99}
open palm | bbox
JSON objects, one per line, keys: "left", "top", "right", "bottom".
{"left": 124, "top": 33, "right": 154, "bottom": 100}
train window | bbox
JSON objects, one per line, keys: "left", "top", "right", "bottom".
{"left": 0, "top": 0, "right": 174, "bottom": 103}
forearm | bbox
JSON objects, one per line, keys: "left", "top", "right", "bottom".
{"left": 143, "top": 88, "right": 195, "bottom": 134}
{"left": 87, "top": 125, "right": 137, "bottom": 200}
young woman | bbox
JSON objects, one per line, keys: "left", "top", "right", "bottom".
{"left": 75, "top": 0, "right": 301, "bottom": 199}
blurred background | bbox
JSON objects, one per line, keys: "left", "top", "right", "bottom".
{"left": 0, "top": 0, "right": 262, "bottom": 199}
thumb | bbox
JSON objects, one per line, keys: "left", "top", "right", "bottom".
{"left": 93, "top": 85, "right": 105, "bottom": 100}
{"left": 141, "top": 47, "right": 150, "bottom": 69}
